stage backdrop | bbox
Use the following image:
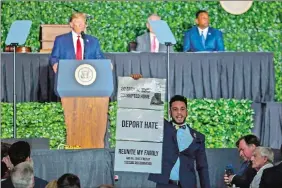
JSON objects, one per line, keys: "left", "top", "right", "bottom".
{"left": 1, "top": 1, "right": 281, "bottom": 101}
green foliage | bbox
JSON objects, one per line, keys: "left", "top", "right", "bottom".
{"left": 109, "top": 99, "right": 253, "bottom": 148}
{"left": 1, "top": 1, "right": 281, "bottom": 100}
{"left": 1, "top": 102, "right": 66, "bottom": 149}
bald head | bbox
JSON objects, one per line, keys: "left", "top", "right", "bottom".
{"left": 146, "top": 14, "right": 161, "bottom": 33}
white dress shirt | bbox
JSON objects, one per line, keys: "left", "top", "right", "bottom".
{"left": 72, "top": 31, "right": 84, "bottom": 59}
{"left": 198, "top": 27, "right": 209, "bottom": 40}
{"left": 150, "top": 32, "right": 159, "bottom": 52}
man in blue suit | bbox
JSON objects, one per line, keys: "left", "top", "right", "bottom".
{"left": 183, "top": 10, "right": 225, "bottom": 52}
{"left": 149, "top": 95, "right": 210, "bottom": 188}
{"left": 49, "top": 12, "right": 104, "bottom": 73}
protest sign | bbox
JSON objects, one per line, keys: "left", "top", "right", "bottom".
{"left": 114, "top": 140, "right": 162, "bottom": 173}
{"left": 116, "top": 108, "right": 164, "bottom": 142}
{"left": 117, "top": 77, "right": 166, "bottom": 110}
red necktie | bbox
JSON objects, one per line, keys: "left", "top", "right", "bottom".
{"left": 76, "top": 36, "right": 82, "bottom": 60}
{"left": 151, "top": 36, "right": 156, "bottom": 52}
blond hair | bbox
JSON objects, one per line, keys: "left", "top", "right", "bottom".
{"left": 45, "top": 180, "right": 58, "bottom": 188}
{"left": 70, "top": 12, "right": 86, "bottom": 22}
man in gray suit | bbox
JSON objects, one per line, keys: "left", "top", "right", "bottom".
{"left": 136, "top": 14, "right": 174, "bottom": 52}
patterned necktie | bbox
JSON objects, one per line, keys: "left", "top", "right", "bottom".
{"left": 76, "top": 35, "right": 82, "bottom": 60}
{"left": 151, "top": 36, "right": 156, "bottom": 52}
{"left": 201, "top": 31, "right": 205, "bottom": 48}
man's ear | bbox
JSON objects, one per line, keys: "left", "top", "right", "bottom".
{"left": 195, "top": 18, "right": 198, "bottom": 25}
{"left": 69, "top": 22, "right": 73, "bottom": 28}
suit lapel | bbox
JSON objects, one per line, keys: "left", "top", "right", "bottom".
{"left": 83, "top": 35, "right": 89, "bottom": 59}
{"left": 67, "top": 32, "right": 76, "bottom": 59}
{"left": 205, "top": 27, "right": 213, "bottom": 47}
{"left": 192, "top": 27, "right": 205, "bottom": 50}
{"left": 145, "top": 32, "right": 151, "bottom": 52}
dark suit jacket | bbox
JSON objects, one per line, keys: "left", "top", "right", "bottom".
{"left": 1, "top": 176, "right": 48, "bottom": 188}
{"left": 260, "top": 162, "right": 282, "bottom": 188}
{"left": 136, "top": 32, "right": 174, "bottom": 52}
{"left": 231, "top": 161, "right": 257, "bottom": 188}
{"left": 148, "top": 120, "right": 210, "bottom": 188}
{"left": 183, "top": 26, "right": 224, "bottom": 52}
{"left": 49, "top": 32, "right": 104, "bottom": 66}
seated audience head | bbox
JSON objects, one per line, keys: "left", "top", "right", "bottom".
{"left": 236, "top": 134, "right": 260, "bottom": 161}
{"left": 8, "top": 141, "right": 31, "bottom": 166}
{"left": 169, "top": 95, "right": 188, "bottom": 125}
{"left": 10, "top": 161, "right": 34, "bottom": 188}
{"left": 251, "top": 147, "right": 274, "bottom": 171}
{"left": 195, "top": 10, "right": 209, "bottom": 29}
{"left": 146, "top": 14, "right": 161, "bottom": 34}
{"left": 69, "top": 12, "right": 87, "bottom": 35}
{"left": 57, "top": 173, "right": 80, "bottom": 188}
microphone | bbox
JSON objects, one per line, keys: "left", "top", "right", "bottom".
{"left": 81, "top": 31, "right": 87, "bottom": 60}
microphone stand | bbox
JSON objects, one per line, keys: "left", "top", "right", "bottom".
{"left": 10, "top": 42, "right": 18, "bottom": 138}
{"left": 165, "top": 42, "right": 172, "bottom": 121}
{"left": 81, "top": 32, "right": 86, "bottom": 59}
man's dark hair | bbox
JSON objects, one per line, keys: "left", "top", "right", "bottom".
{"left": 57, "top": 173, "right": 81, "bottom": 188}
{"left": 169, "top": 95, "right": 187, "bottom": 108}
{"left": 8, "top": 141, "right": 31, "bottom": 166}
{"left": 196, "top": 10, "right": 208, "bottom": 18}
{"left": 235, "top": 134, "right": 260, "bottom": 148}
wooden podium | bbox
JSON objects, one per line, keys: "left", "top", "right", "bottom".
{"left": 61, "top": 97, "right": 109, "bottom": 148}
{"left": 56, "top": 59, "right": 114, "bottom": 149}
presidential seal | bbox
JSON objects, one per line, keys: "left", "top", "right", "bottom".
{"left": 75, "top": 64, "right": 96, "bottom": 86}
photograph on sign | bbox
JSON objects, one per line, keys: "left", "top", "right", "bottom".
{"left": 114, "top": 141, "right": 163, "bottom": 173}
{"left": 116, "top": 109, "right": 164, "bottom": 142}
{"left": 117, "top": 77, "right": 166, "bottom": 110}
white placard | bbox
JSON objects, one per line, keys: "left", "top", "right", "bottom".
{"left": 114, "top": 141, "right": 162, "bottom": 173}
{"left": 117, "top": 77, "right": 166, "bottom": 110}
{"left": 116, "top": 109, "right": 164, "bottom": 142}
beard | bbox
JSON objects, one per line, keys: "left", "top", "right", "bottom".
{"left": 171, "top": 116, "right": 186, "bottom": 125}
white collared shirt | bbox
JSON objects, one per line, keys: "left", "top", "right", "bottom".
{"left": 198, "top": 27, "right": 209, "bottom": 40}
{"left": 149, "top": 32, "right": 159, "bottom": 52}
{"left": 72, "top": 31, "right": 84, "bottom": 59}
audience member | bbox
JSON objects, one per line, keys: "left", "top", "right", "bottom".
{"left": 250, "top": 147, "right": 274, "bottom": 188}
{"left": 136, "top": 14, "right": 174, "bottom": 52}
{"left": 10, "top": 161, "right": 34, "bottom": 188}
{"left": 259, "top": 144, "right": 282, "bottom": 188}
{"left": 224, "top": 134, "right": 260, "bottom": 188}
{"left": 1, "top": 141, "right": 48, "bottom": 188}
{"left": 183, "top": 10, "right": 225, "bottom": 52}
{"left": 57, "top": 173, "right": 80, "bottom": 188}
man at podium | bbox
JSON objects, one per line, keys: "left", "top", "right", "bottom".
{"left": 49, "top": 12, "right": 104, "bottom": 73}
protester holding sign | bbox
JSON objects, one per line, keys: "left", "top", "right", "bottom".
{"left": 149, "top": 95, "right": 210, "bottom": 188}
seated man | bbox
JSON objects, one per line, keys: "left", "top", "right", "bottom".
{"left": 224, "top": 134, "right": 260, "bottom": 188}
{"left": 11, "top": 161, "right": 34, "bottom": 188}
{"left": 1, "top": 141, "right": 48, "bottom": 188}
{"left": 250, "top": 147, "right": 274, "bottom": 188}
{"left": 259, "top": 144, "right": 282, "bottom": 188}
{"left": 183, "top": 10, "right": 224, "bottom": 52}
{"left": 136, "top": 14, "right": 174, "bottom": 52}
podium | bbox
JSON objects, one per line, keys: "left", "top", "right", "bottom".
{"left": 56, "top": 59, "right": 114, "bottom": 148}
